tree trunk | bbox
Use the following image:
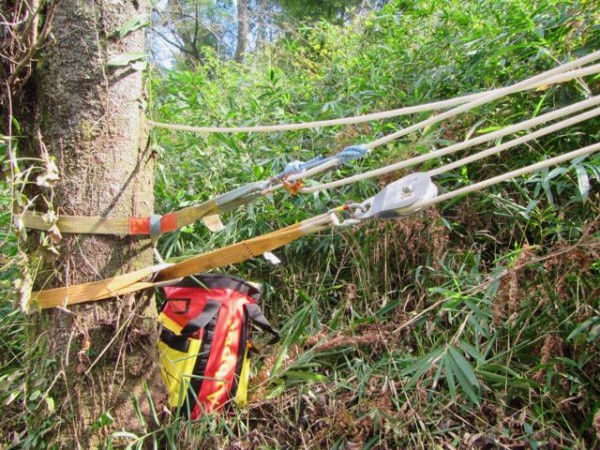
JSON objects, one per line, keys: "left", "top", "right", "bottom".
{"left": 234, "top": 0, "right": 249, "bottom": 63}
{"left": 256, "top": 0, "right": 267, "bottom": 52}
{"left": 21, "top": 0, "right": 162, "bottom": 447}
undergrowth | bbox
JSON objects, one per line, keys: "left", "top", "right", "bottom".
{"left": 2, "top": 0, "right": 600, "bottom": 448}
{"left": 145, "top": 0, "right": 600, "bottom": 448}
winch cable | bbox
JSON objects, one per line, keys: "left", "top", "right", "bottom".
{"left": 147, "top": 50, "right": 600, "bottom": 135}
{"left": 19, "top": 63, "right": 600, "bottom": 237}
{"left": 147, "top": 91, "right": 485, "bottom": 133}
{"left": 364, "top": 64, "right": 600, "bottom": 151}
{"left": 426, "top": 108, "right": 600, "bottom": 177}
{"left": 144, "top": 55, "right": 600, "bottom": 194}
{"left": 31, "top": 141, "right": 600, "bottom": 310}
{"left": 19, "top": 183, "right": 263, "bottom": 236}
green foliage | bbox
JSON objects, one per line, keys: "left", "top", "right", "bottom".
{"left": 119, "top": 14, "right": 150, "bottom": 39}
{"left": 2, "top": 0, "right": 599, "bottom": 448}
{"left": 106, "top": 52, "right": 148, "bottom": 69}
{"left": 147, "top": 0, "right": 600, "bottom": 447}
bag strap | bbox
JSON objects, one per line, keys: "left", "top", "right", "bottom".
{"left": 245, "top": 303, "right": 280, "bottom": 344}
{"left": 180, "top": 299, "right": 221, "bottom": 337}
{"left": 160, "top": 299, "right": 221, "bottom": 353}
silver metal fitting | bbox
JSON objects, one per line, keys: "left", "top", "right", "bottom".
{"left": 353, "top": 173, "right": 438, "bottom": 220}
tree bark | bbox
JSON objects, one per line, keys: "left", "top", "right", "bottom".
{"left": 234, "top": 0, "right": 249, "bottom": 63}
{"left": 21, "top": 0, "right": 162, "bottom": 447}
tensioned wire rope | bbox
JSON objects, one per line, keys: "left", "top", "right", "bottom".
{"left": 147, "top": 50, "right": 600, "bottom": 135}
{"left": 147, "top": 52, "right": 600, "bottom": 197}
{"left": 20, "top": 52, "right": 600, "bottom": 239}
{"left": 411, "top": 142, "right": 600, "bottom": 211}
{"left": 32, "top": 141, "right": 600, "bottom": 309}
{"left": 145, "top": 58, "right": 600, "bottom": 195}
{"left": 33, "top": 51, "right": 600, "bottom": 308}
{"left": 297, "top": 96, "right": 600, "bottom": 193}
{"left": 279, "top": 62, "right": 600, "bottom": 192}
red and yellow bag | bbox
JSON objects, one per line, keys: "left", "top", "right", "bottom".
{"left": 157, "top": 274, "right": 279, "bottom": 418}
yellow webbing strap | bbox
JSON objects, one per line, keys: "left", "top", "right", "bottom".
{"left": 31, "top": 264, "right": 171, "bottom": 309}
{"left": 20, "top": 199, "right": 220, "bottom": 236}
{"left": 32, "top": 214, "right": 335, "bottom": 309}
{"left": 155, "top": 221, "right": 303, "bottom": 281}
{"left": 155, "top": 213, "right": 333, "bottom": 282}
{"left": 166, "top": 201, "right": 220, "bottom": 230}
{"left": 21, "top": 212, "right": 133, "bottom": 235}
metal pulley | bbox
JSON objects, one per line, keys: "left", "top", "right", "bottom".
{"left": 353, "top": 173, "right": 438, "bottom": 220}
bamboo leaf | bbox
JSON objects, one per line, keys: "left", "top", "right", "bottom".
{"left": 402, "top": 347, "right": 444, "bottom": 388}
{"left": 107, "top": 52, "right": 146, "bottom": 67}
{"left": 283, "top": 370, "right": 328, "bottom": 383}
{"left": 583, "top": 162, "right": 600, "bottom": 181}
{"left": 574, "top": 165, "right": 590, "bottom": 201}
{"left": 266, "top": 378, "right": 286, "bottom": 399}
{"left": 567, "top": 317, "right": 600, "bottom": 341}
{"left": 400, "top": 347, "right": 444, "bottom": 377}
{"left": 458, "top": 339, "right": 484, "bottom": 363}
{"left": 447, "top": 352, "right": 480, "bottom": 405}
{"left": 449, "top": 346, "right": 479, "bottom": 387}
{"left": 443, "top": 355, "right": 457, "bottom": 399}
{"left": 131, "top": 61, "right": 148, "bottom": 72}
{"left": 545, "top": 167, "right": 566, "bottom": 180}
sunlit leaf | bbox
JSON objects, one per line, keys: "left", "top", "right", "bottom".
{"left": 567, "top": 317, "right": 600, "bottom": 341}
{"left": 574, "top": 165, "right": 589, "bottom": 201}
{"left": 131, "top": 61, "right": 148, "bottom": 72}
{"left": 458, "top": 339, "right": 484, "bottom": 363}
{"left": 119, "top": 14, "right": 150, "bottom": 39}
{"left": 401, "top": 347, "right": 444, "bottom": 388}
{"left": 283, "top": 370, "right": 328, "bottom": 383}
{"left": 448, "top": 348, "right": 480, "bottom": 405}
{"left": 107, "top": 52, "right": 146, "bottom": 67}
{"left": 443, "top": 356, "right": 457, "bottom": 398}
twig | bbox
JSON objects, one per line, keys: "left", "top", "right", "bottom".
{"left": 7, "top": 0, "right": 57, "bottom": 88}
{"left": 1, "top": 81, "right": 16, "bottom": 249}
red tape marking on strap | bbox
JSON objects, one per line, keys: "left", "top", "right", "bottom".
{"left": 129, "top": 217, "right": 151, "bottom": 235}
{"left": 161, "top": 213, "right": 178, "bottom": 233}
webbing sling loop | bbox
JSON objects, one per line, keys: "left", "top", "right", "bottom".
{"left": 130, "top": 213, "right": 179, "bottom": 235}
{"left": 31, "top": 263, "right": 172, "bottom": 309}
{"left": 20, "top": 210, "right": 181, "bottom": 236}
{"left": 19, "top": 182, "right": 261, "bottom": 237}
{"left": 150, "top": 214, "right": 163, "bottom": 246}
{"left": 30, "top": 213, "right": 336, "bottom": 310}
